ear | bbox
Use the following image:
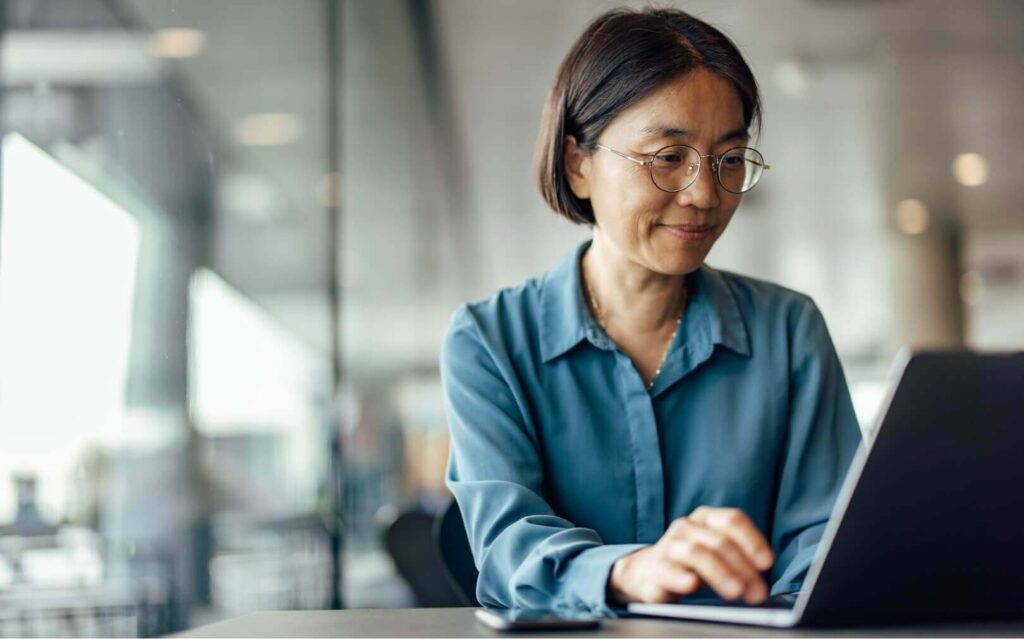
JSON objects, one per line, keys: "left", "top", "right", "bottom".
{"left": 562, "top": 135, "right": 592, "bottom": 200}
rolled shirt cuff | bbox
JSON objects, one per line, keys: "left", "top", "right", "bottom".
{"left": 560, "top": 543, "right": 649, "bottom": 617}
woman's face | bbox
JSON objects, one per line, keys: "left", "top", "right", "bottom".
{"left": 566, "top": 69, "right": 748, "bottom": 275}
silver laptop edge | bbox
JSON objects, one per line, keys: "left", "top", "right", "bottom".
{"left": 627, "top": 602, "right": 797, "bottom": 627}
{"left": 627, "top": 349, "right": 916, "bottom": 627}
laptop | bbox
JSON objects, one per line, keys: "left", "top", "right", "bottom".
{"left": 628, "top": 350, "right": 1024, "bottom": 627}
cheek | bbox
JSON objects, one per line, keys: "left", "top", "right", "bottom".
{"left": 607, "top": 193, "right": 670, "bottom": 249}
{"left": 718, "top": 194, "right": 742, "bottom": 225}
{"left": 591, "top": 166, "right": 670, "bottom": 234}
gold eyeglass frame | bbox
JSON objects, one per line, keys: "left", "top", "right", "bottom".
{"left": 594, "top": 143, "right": 771, "bottom": 194}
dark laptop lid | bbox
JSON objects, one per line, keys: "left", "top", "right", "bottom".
{"left": 799, "top": 351, "right": 1024, "bottom": 626}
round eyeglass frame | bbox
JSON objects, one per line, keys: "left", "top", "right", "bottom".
{"left": 593, "top": 143, "right": 770, "bottom": 194}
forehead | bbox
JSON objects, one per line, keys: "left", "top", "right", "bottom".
{"left": 608, "top": 69, "right": 746, "bottom": 141}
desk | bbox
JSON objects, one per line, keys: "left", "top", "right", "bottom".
{"left": 176, "top": 608, "right": 1024, "bottom": 637}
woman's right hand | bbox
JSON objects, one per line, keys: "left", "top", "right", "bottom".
{"left": 607, "top": 507, "right": 775, "bottom": 605}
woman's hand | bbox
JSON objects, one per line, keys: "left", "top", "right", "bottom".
{"left": 607, "top": 506, "right": 775, "bottom": 605}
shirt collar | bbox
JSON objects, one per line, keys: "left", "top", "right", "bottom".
{"left": 539, "top": 240, "right": 595, "bottom": 363}
{"left": 539, "top": 239, "right": 750, "bottom": 363}
{"left": 690, "top": 262, "right": 752, "bottom": 358}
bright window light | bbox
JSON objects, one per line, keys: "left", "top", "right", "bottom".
{"left": 189, "top": 268, "right": 328, "bottom": 512}
{"left": 0, "top": 133, "right": 140, "bottom": 522}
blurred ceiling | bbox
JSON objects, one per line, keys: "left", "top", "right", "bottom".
{"left": 74, "top": 0, "right": 1024, "bottom": 372}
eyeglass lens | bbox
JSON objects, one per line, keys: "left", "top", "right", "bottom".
{"left": 649, "top": 145, "right": 765, "bottom": 194}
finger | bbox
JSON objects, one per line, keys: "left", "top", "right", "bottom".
{"left": 654, "top": 564, "right": 701, "bottom": 599}
{"left": 681, "top": 522, "right": 768, "bottom": 604}
{"left": 689, "top": 507, "right": 775, "bottom": 571}
{"left": 664, "top": 537, "right": 747, "bottom": 601}
{"left": 639, "top": 563, "right": 699, "bottom": 604}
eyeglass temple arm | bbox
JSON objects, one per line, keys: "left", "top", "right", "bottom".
{"left": 594, "top": 144, "right": 647, "bottom": 167}
{"left": 597, "top": 143, "right": 771, "bottom": 171}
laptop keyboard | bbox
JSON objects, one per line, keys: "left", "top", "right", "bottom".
{"left": 676, "top": 593, "right": 798, "bottom": 610}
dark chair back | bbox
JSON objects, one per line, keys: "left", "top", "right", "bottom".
{"left": 433, "top": 499, "right": 479, "bottom": 606}
{"left": 384, "top": 507, "right": 465, "bottom": 607}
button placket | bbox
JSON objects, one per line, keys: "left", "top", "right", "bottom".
{"left": 614, "top": 352, "right": 665, "bottom": 543}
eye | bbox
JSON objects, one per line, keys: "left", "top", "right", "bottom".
{"left": 649, "top": 146, "right": 699, "bottom": 175}
{"left": 653, "top": 152, "right": 683, "bottom": 165}
{"left": 719, "top": 154, "right": 746, "bottom": 170}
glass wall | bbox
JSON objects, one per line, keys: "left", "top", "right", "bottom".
{"left": 0, "top": 0, "right": 339, "bottom": 634}
{"left": 1, "top": 0, "right": 1022, "bottom": 636}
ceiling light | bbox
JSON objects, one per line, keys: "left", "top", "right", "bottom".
{"left": 235, "top": 113, "right": 304, "bottom": 147}
{"left": 952, "top": 153, "right": 988, "bottom": 187}
{"left": 895, "top": 198, "right": 929, "bottom": 235}
{"left": 2, "top": 31, "right": 160, "bottom": 84}
{"left": 147, "top": 28, "right": 205, "bottom": 59}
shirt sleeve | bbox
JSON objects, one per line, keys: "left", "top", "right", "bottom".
{"left": 441, "top": 306, "right": 645, "bottom": 614}
{"left": 769, "top": 299, "right": 863, "bottom": 595}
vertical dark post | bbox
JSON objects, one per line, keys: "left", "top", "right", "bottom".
{"left": 405, "top": 0, "right": 477, "bottom": 291}
{"left": 0, "top": 0, "right": 6, "bottom": 266}
{"left": 325, "top": 0, "right": 345, "bottom": 611}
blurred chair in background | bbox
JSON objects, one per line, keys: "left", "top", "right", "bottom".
{"left": 434, "top": 499, "right": 478, "bottom": 606}
{"left": 383, "top": 503, "right": 465, "bottom": 607}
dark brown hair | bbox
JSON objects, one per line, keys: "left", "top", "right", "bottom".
{"left": 534, "top": 7, "right": 762, "bottom": 225}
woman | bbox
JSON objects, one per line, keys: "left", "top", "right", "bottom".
{"left": 441, "top": 7, "right": 861, "bottom": 615}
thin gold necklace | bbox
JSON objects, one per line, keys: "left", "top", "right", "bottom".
{"left": 584, "top": 264, "right": 685, "bottom": 390}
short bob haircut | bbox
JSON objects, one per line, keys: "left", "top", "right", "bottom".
{"left": 534, "top": 7, "right": 762, "bottom": 226}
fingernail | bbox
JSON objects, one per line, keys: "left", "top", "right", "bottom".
{"left": 724, "top": 580, "right": 743, "bottom": 598}
{"left": 756, "top": 551, "right": 773, "bottom": 568}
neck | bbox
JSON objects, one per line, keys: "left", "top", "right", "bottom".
{"left": 583, "top": 230, "right": 689, "bottom": 334}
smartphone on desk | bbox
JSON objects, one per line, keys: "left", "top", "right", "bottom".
{"left": 474, "top": 608, "right": 602, "bottom": 631}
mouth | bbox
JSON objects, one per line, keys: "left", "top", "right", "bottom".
{"left": 660, "top": 223, "right": 717, "bottom": 241}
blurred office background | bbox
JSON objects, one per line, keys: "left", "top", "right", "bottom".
{"left": 0, "top": 0, "right": 1021, "bottom": 635}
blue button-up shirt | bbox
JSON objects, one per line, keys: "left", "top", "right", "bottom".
{"left": 441, "top": 240, "right": 861, "bottom": 615}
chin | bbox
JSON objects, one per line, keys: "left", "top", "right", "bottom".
{"left": 646, "top": 231, "right": 718, "bottom": 273}
{"left": 653, "top": 251, "right": 707, "bottom": 275}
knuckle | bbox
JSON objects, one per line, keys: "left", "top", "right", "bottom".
{"left": 688, "top": 542, "right": 711, "bottom": 562}
{"left": 707, "top": 534, "right": 728, "bottom": 553}
{"left": 656, "top": 541, "right": 674, "bottom": 561}
{"left": 725, "top": 508, "right": 744, "bottom": 524}
{"left": 655, "top": 545, "right": 675, "bottom": 565}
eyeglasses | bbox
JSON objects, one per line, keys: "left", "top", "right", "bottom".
{"left": 593, "top": 143, "right": 770, "bottom": 194}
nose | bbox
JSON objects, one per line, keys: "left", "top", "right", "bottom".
{"left": 676, "top": 158, "right": 720, "bottom": 210}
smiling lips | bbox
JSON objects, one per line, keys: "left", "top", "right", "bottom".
{"left": 660, "top": 223, "right": 716, "bottom": 241}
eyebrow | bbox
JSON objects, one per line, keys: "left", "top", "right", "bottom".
{"left": 638, "top": 125, "right": 750, "bottom": 145}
